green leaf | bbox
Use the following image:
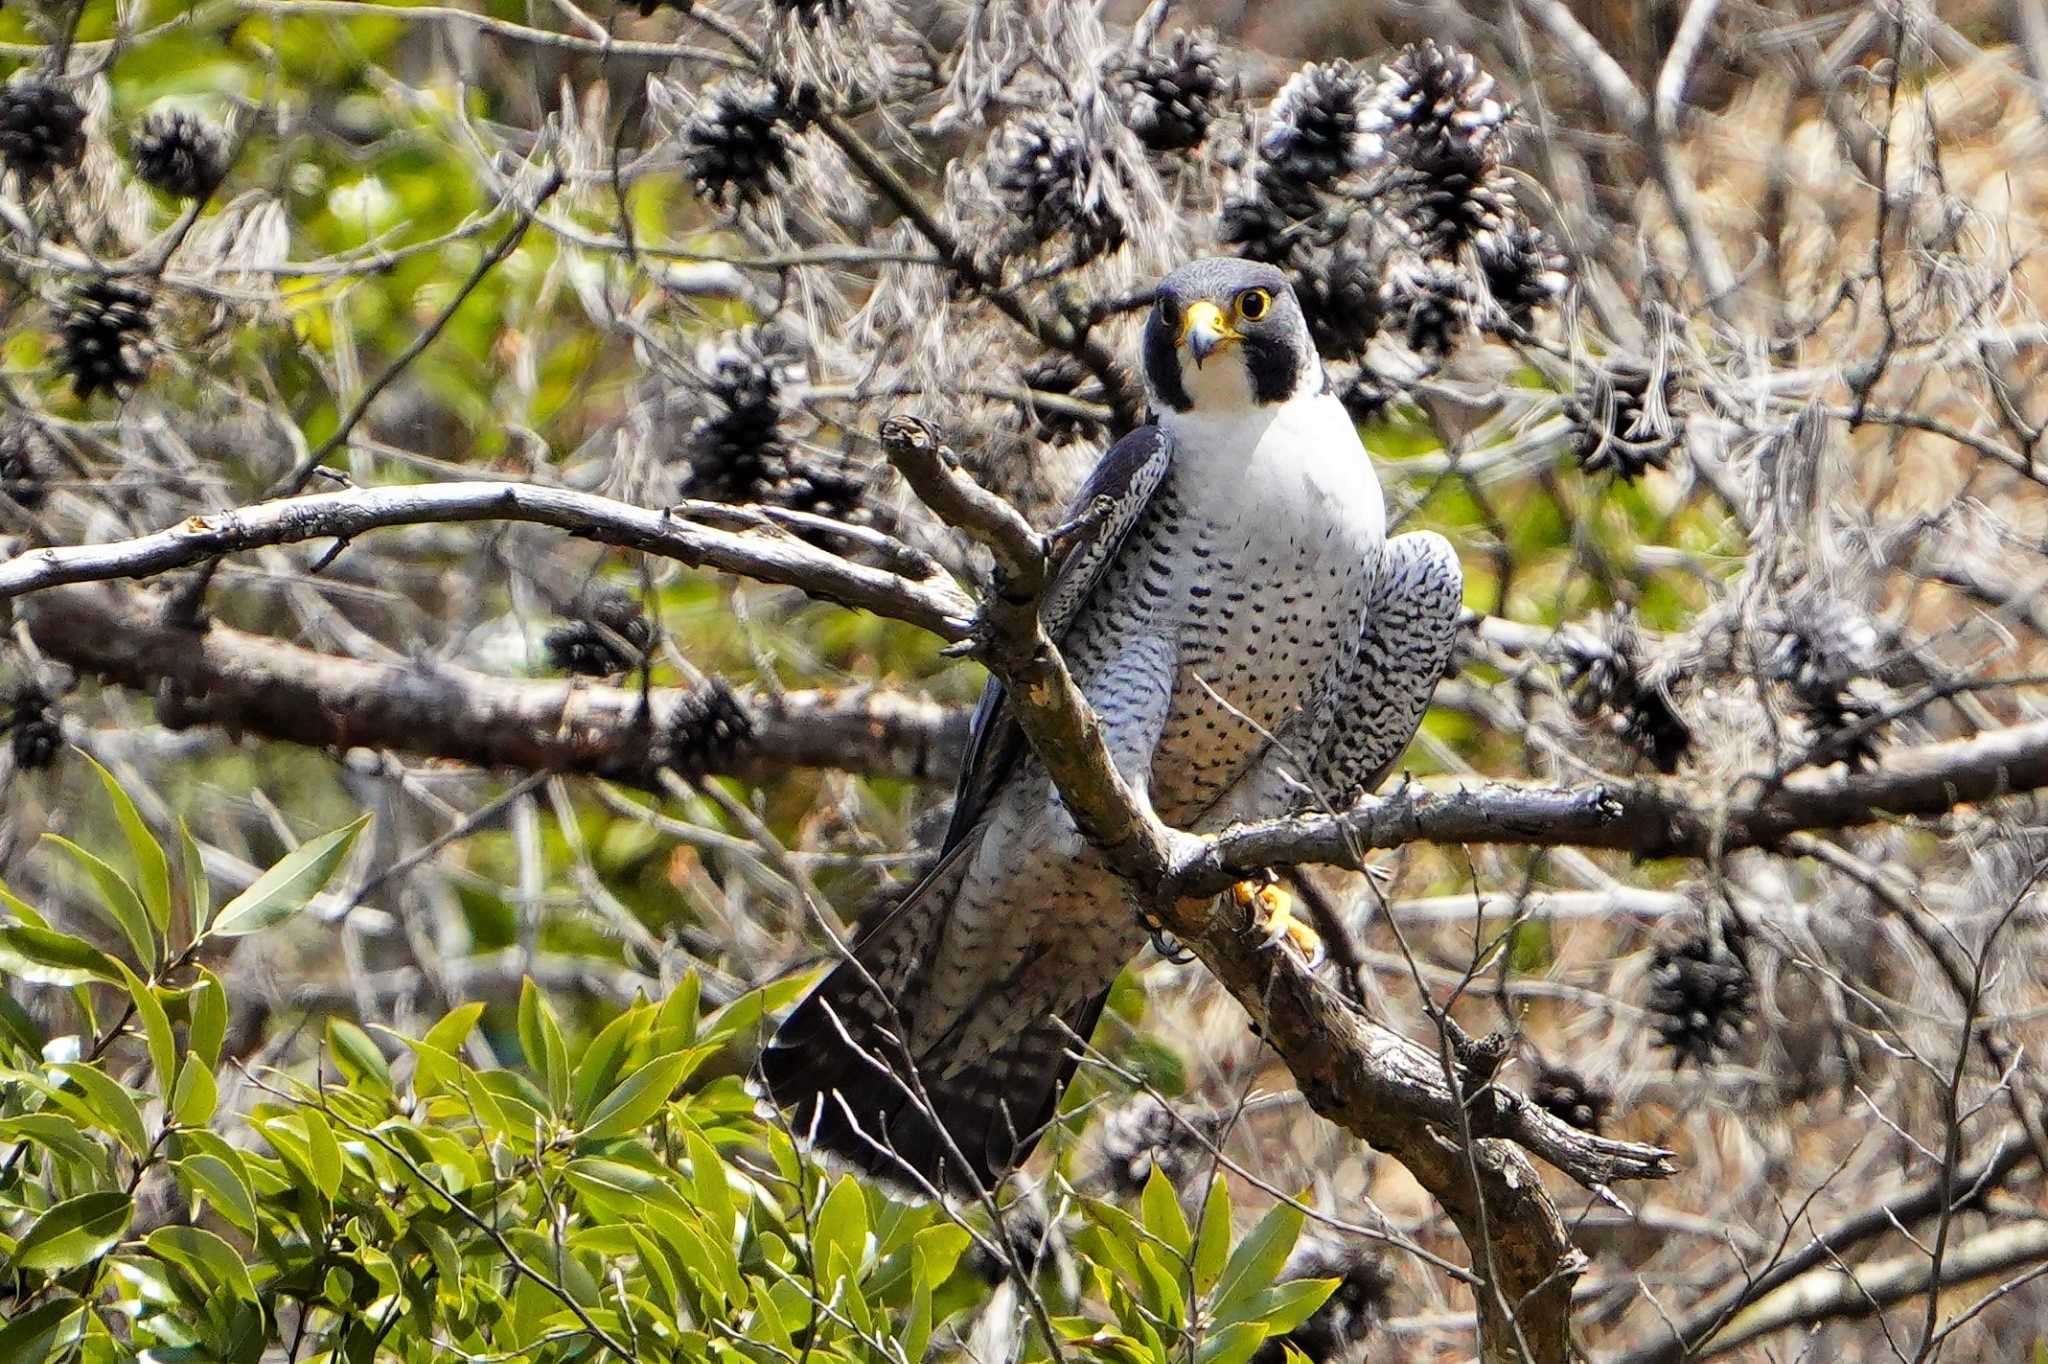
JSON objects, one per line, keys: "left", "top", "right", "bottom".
{"left": 82, "top": 753, "right": 171, "bottom": 940}
{"left": 0, "top": 924, "right": 124, "bottom": 986}
{"left": 303, "top": 1108, "right": 344, "bottom": 1199}
{"left": 814, "top": 1175, "right": 869, "bottom": 1282}
{"left": 206, "top": 814, "right": 368, "bottom": 938}
{"left": 0, "top": 1115, "right": 107, "bottom": 1171}
{"left": 44, "top": 835, "right": 157, "bottom": 970}
{"left": 170, "top": 1056, "right": 218, "bottom": 1127}
{"left": 178, "top": 819, "right": 211, "bottom": 940}
{"left": 518, "top": 976, "right": 568, "bottom": 1115}
{"left": 1193, "top": 1173, "right": 1232, "bottom": 1297}
{"left": 422, "top": 1000, "right": 486, "bottom": 1058}
{"left": 116, "top": 962, "right": 177, "bottom": 1094}
{"left": 1247, "top": 1277, "right": 1339, "bottom": 1335}
{"left": 684, "top": 1129, "right": 736, "bottom": 1244}
{"left": 326, "top": 1018, "right": 391, "bottom": 1095}
{"left": 1141, "top": 1163, "right": 1192, "bottom": 1260}
{"left": 188, "top": 968, "right": 226, "bottom": 1070}
{"left": 1195, "top": 1321, "right": 1268, "bottom": 1364}
{"left": 48, "top": 1062, "right": 148, "bottom": 1155}
{"left": 578, "top": 1050, "right": 690, "bottom": 1142}
{"left": 570, "top": 1007, "right": 641, "bottom": 1123}
{"left": 1212, "top": 1195, "right": 1306, "bottom": 1319}
{"left": 174, "top": 1153, "right": 258, "bottom": 1235}
{"left": 0, "top": 878, "right": 52, "bottom": 928}
{"left": 0, "top": 1298, "right": 85, "bottom": 1364}
{"left": 13, "top": 1190, "right": 134, "bottom": 1273}
{"left": 147, "top": 1225, "right": 258, "bottom": 1304}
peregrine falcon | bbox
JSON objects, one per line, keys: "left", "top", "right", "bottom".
{"left": 759, "top": 258, "right": 1464, "bottom": 1195}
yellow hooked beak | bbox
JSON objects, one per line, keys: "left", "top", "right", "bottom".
{"left": 1179, "top": 299, "right": 1240, "bottom": 367}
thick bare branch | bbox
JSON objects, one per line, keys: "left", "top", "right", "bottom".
{"left": 22, "top": 582, "right": 965, "bottom": 785}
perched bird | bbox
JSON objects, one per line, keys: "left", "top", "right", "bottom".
{"left": 759, "top": 258, "right": 1463, "bottom": 1195}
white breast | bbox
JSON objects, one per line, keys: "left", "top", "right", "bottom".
{"left": 1161, "top": 392, "right": 1386, "bottom": 561}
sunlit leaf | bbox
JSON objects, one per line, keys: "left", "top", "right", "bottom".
{"left": 43, "top": 836, "right": 156, "bottom": 969}
{"left": 579, "top": 1050, "right": 691, "bottom": 1143}
{"left": 13, "top": 1190, "right": 133, "bottom": 1273}
{"left": 82, "top": 753, "right": 171, "bottom": 940}
{"left": 206, "top": 814, "right": 368, "bottom": 938}
{"left": 0, "top": 924, "right": 124, "bottom": 986}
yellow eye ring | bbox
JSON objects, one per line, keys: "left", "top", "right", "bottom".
{"left": 1235, "top": 287, "right": 1272, "bottom": 322}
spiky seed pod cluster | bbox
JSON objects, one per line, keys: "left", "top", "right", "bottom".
{"left": 1294, "top": 249, "right": 1382, "bottom": 363}
{"left": 1647, "top": 916, "right": 1755, "bottom": 1067}
{"left": 1332, "top": 366, "right": 1399, "bottom": 424}
{"left": 665, "top": 679, "right": 754, "bottom": 778}
{"left": 0, "top": 80, "right": 87, "bottom": 183}
{"left": 1252, "top": 1241, "right": 1390, "bottom": 1364}
{"left": 3, "top": 684, "right": 61, "bottom": 771}
{"left": 1018, "top": 356, "right": 1108, "bottom": 447}
{"left": 992, "top": 115, "right": 1126, "bottom": 261}
{"left": 1567, "top": 360, "right": 1682, "bottom": 479}
{"left": 681, "top": 79, "right": 814, "bottom": 207}
{"left": 0, "top": 415, "right": 53, "bottom": 509}
{"left": 57, "top": 280, "right": 156, "bottom": 401}
{"left": 544, "top": 589, "right": 653, "bottom": 677}
{"left": 1529, "top": 1062, "right": 1610, "bottom": 1133}
{"left": 1092, "top": 1096, "right": 1220, "bottom": 1198}
{"left": 132, "top": 110, "right": 228, "bottom": 199}
{"left": 1762, "top": 596, "right": 1885, "bottom": 769}
{"left": 968, "top": 1206, "right": 1052, "bottom": 1285}
{"left": 768, "top": 0, "right": 850, "bottom": 25}
{"left": 1555, "top": 607, "right": 1692, "bottom": 773}
{"left": 1381, "top": 258, "right": 1471, "bottom": 356}
{"left": 1115, "top": 33, "right": 1225, "bottom": 154}
{"left": 678, "top": 328, "right": 867, "bottom": 524}
{"left": 1370, "top": 41, "right": 1513, "bottom": 256}
{"left": 1479, "top": 221, "right": 1570, "bottom": 330}
{"left": 1218, "top": 60, "right": 1372, "bottom": 266}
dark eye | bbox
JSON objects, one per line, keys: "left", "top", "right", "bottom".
{"left": 1235, "top": 287, "right": 1272, "bottom": 322}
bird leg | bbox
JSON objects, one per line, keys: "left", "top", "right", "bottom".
{"left": 1231, "top": 872, "right": 1325, "bottom": 968}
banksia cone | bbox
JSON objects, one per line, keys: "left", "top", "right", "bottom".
{"left": 1117, "top": 33, "right": 1224, "bottom": 153}
{"left": 1381, "top": 258, "right": 1470, "bottom": 356}
{"left": 1294, "top": 248, "right": 1383, "bottom": 362}
{"left": 1762, "top": 596, "right": 1885, "bottom": 769}
{"left": 682, "top": 80, "right": 811, "bottom": 207}
{"left": 968, "top": 1206, "right": 1052, "bottom": 1284}
{"left": 666, "top": 679, "right": 754, "bottom": 777}
{"left": 993, "top": 115, "right": 1125, "bottom": 260}
{"left": 0, "top": 415, "right": 53, "bottom": 509}
{"left": 1478, "top": 218, "right": 1569, "bottom": 330}
{"left": 1370, "top": 41, "right": 1513, "bottom": 256}
{"left": 132, "top": 110, "right": 228, "bottom": 198}
{"left": 0, "top": 80, "right": 87, "bottom": 182}
{"left": 1555, "top": 607, "right": 1692, "bottom": 773}
{"left": 1260, "top": 62, "right": 1378, "bottom": 206}
{"left": 1092, "top": 1095, "right": 1221, "bottom": 1198}
{"left": 3, "top": 684, "right": 60, "bottom": 771}
{"left": 1252, "top": 1241, "right": 1390, "bottom": 1364}
{"left": 1019, "top": 356, "right": 1109, "bottom": 447}
{"left": 57, "top": 280, "right": 156, "bottom": 401}
{"left": 1567, "top": 360, "right": 1682, "bottom": 479}
{"left": 1530, "top": 1062, "right": 1610, "bottom": 1133}
{"left": 1648, "top": 917, "right": 1754, "bottom": 1067}
{"left": 544, "top": 589, "right": 653, "bottom": 676}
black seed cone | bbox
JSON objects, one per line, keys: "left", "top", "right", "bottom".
{"left": 1382, "top": 259, "right": 1470, "bottom": 356}
{"left": 0, "top": 80, "right": 87, "bottom": 182}
{"left": 1530, "top": 1062, "right": 1610, "bottom": 1133}
{"left": 1334, "top": 364, "right": 1398, "bottom": 423}
{"left": 1294, "top": 248, "right": 1382, "bottom": 362}
{"left": 1761, "top": 597, "right": 1877, "bottom": 704}
{"left": 545, "top": 588, "right": 653, "bottom": 676}
{"left": 1555, "top": 607, "right": 1692, "bottom": 773}
{"left": 968, "top": 1207, "right": 1052, "bottom": 1285}
{"left": 1093, "top": 1096, "right": 1221, "bottom": 1198}
{"left": 681, "top": 80, "right": 810, "bottom": 207}
{"left": 1117, "top": 32, "right": 1224, "bottom": 153}
{"left": 1217, "top": 190, "right": 1300, "bottom": 265}
{"left": 1567, "top": 360, "right": 1682, "bottom": 480}
{"left": 1372, "top": 42, "right": 1514, "bottom": 256}
{"left": 0, "top": 415, "right": 53, "bottom": 509}
{"left": 769, "top": 0, "right": 850, "bottom": 25}
{"left": 1018, "top": 355, "right": 1107, "bottom": 447}
{"left": 993, "top": 115, "right": 1125, "bottom": 259}
{"left": 666, "top": 679, "right": 753, "bottom": 777}
{"left": 1479, "top": 218, "right": 1569, "bottom": 330}
{"left": 57, "top": 279, "right": 156, "bottom": 401}
{"left": 4, "top": 685, "right": 60, "bottom": 771}
{"left": 133, "top": 110, "right": 228, "bottom": 198}
{"left": 1648, "top": 917, "right": 1754, "bottom": 1067}
{"left": 1261, "top": 61, "right": 1375, "bottom": 199}
{"left": 1252, "top": 1241, "right": 1391, "bottom": 1364}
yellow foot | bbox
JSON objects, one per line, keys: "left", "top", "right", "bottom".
{"left": 1230, "top": 877, "right": 1325, "bottom": 968}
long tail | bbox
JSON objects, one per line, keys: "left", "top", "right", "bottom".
{"left": 756, "top": 854, "right": 1105, "bottom": 1197}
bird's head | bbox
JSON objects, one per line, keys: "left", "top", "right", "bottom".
{"left": 1141, "top": 257, "right": 1321, "bottom": 416}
